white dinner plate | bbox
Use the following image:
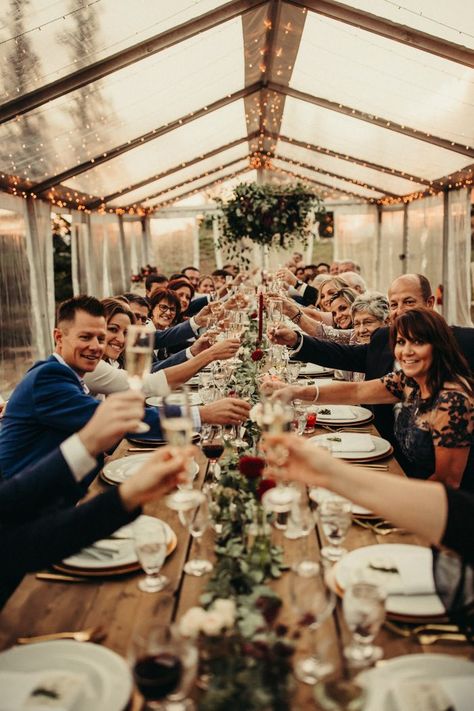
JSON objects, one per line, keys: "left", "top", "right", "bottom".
{"left": 102, "top": 453, "right": 199, "bottom": 485}
{"left": 146, "top": 392, "right": 202, "bottom": 406}
{"left": 308, "top": 433, "right": 392, "bottom": 461}
{"left": 313, "top": 405, "right": 373, "bottom": 424}
{"left": 309, "top": 487, "right": 372, "bottom": 517}
{"left": 0, "top": 640, "right": 132, "bottom": 711}
{"left": 333, "top": 544, "right": 444, "bottom": 617}
{"left": 299, "top": 363, "right": 334, "bottom": 377}
{"left": 359, "top": 654, "right": 474, "bottom": 711}
{"left": 62, "top": 515, "right": 175, "bottom": 570}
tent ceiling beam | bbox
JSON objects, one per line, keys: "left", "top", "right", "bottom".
{"left": 123, "top": 157, "right": 250, "bottom": 210}
{"left": 272, "top": 164, "right": 369, "bottom": 200}
{"left": 287, "top": 0, "right": 474, "bottom": 68}
{"left": 31, "top": 83, "right": 262, "bottom": 196}
{"left": 149, "top": 168, "right": 252, "bottom": 212}
{"left": 268, "top": 82, "right": 474, "bottom": 158}
{"left": 276, "top": 154, "right": 395, "bottom": 195}
{"left": 0, "top": 0, "right": 268, "bottom": 125}
{"left": 275, "top": 134, "right": 431, "bottom": 186}
{"left": 88, "top": 133, "right": 259, "bottom": 209}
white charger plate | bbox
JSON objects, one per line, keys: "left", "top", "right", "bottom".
{"left": 314, "top": 405, "right": 373, "bottom": 424}
{"left": 358, "top": 654, "right": 474, "bottom": 711}
{"left": 309, "top": 487, "right": 372, "bottom": 517}
{"left": 333, "top": 544, "right": 444, "bottom": 617}
{"left": 299, "top": 363, "right": 334, "bottom": 377}
{"left": 0, "top": 641, "right": 132, "bottom": 711}
{"left": 146, "top": 393, "right": 202, "bottom": 406}
{"left": 102, "top": 453, "right": 199, "bottom": 485}
{"left": 308, "top": 433, "right": 392, "bottom": 461}
{"left": 62, "top": 515, "right": 175, "bottom": 570}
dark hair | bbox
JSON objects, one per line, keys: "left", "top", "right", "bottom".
{"left": 101, "top": 297, "right": 136, "bottom": 325}
{"left": 56, "top": 295, "right": 104, "bottom": 326}
{"left": 390, "top": 308, "right": 474, "bottom": 405}
{"left": 168, "top": 278, "right": 195, "bottom": 300}
{"left": 122, "top": 293, "right": 149, "bottom": 309}
{"left": 417, "top": 274, "right": 433, "bottom": 302}
{"left": 149, "top": 289, "right": 181, "bottom": 326}
{"left": 212, "top": 269, "right": 232, "bottom": 278}
{"left": 182, "top": 266, "right": 199, "bottom": 274}
{"left": 169, "top": 272, "right": 186, "bottom": 281}
{"left": 145, "top": 274, "right": 168, "bottom": 291}
{"left": 316, "top": 262, "right": 330, "bottom": 270}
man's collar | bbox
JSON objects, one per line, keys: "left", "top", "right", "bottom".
{"left": 52, "top": 352, "right": 82, "bottom": 379}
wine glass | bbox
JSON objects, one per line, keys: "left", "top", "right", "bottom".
{"left": 290, "top": 562, "right": 336, "bottom": 684}
{"left": 267, "top": 297, "right": 284, "bottom": 327}
{"left": 180, "top": 493, "right": 213, "bottom": 576}
{"left": 201, "top": 425, "right": 224, "bottom": 481}
{"left": 343, "top": 582, "right": 386, "bottom": 666}
{"left": 319, "top": 499, "right": 352, "bottom": 562}
{"left": 125, "top": 324, "right": 155, "bottom": 433}
{"left": 159, "top": 388, "right": 196, "bottom": 511}
{"left": 133, "top": 518, "right": 169, "bottom": 593}
{"left": 286, "top": 361, "right": 302, "bottom": 383}
{"left": 261, "top": 399, "right": 297, "bottom": 525}
{"left": 130, "top": 624, "right": 198, "bottom": 710}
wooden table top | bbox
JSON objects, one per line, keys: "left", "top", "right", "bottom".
{"left": 0, "top": 420, "right": 471, "bottom": 709}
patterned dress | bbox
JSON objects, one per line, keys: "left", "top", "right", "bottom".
{"left": 382, "top": 371, "right": 474, "bottom": 488}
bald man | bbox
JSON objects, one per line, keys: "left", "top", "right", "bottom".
{"left": 270, "top": 274, "right": 474, "bottom": 475}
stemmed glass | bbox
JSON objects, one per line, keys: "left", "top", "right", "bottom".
{"left": 133, "top": 518, "right": 169, "bottom": 593}
{"left": 180, "top": 492, "right": 213, "bottom": 576}
{"left": 261, "top": 399, "right": 297, "bottom": 522}
{"left": 292, "top": 399, "right": 308, "bottom": 435}
{"left": 201, "top": 425, "right": 224, "bottom": 481}
{"left": 290, "top": 562, "right": 336, "bottom": 684}
{"left": 125, "top": 324, "right": 155, "bottom": 433}
{"left": 343, "top": 582, "right": 386, "bottom": 666}
{"left": 319, "top": 499, "right": 352, "bottom": 562}
{"left": 267, "top": 297, "right": 284, "bottom": 327}
{"left": 129, "top": 624, "right": 198, "bottom": 710}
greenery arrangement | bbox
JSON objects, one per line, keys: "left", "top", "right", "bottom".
{"left": 216, "top": 182, "right": 324, "bottom": 257}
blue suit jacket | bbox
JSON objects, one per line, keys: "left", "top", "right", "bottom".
{"left": 0, "top": 356, "right": 165, "bottom": 479}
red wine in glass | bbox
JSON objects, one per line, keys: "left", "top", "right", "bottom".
{"left": 134, "top": 653, "right": 182, "bottom": 700}
{"left": 202, "top": 442, "right": 224, "bottom": 459}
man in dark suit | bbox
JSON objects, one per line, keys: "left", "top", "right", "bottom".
{"left": 270, "top": 274, "right": 474, "bottom": 472}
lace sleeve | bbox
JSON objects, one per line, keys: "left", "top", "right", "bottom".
{"left": 431, "top": 390, "right": 474, "bottom": 448}
{"left": 319, "top": 324, "right": 353, "bottom": 344}
{"left": 381, "top": 370, "right": 405, "bottom": 399}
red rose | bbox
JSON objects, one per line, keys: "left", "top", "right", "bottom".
{"left": 251, "top": 348, "right": 264, "bottom": 362}
{"left": 249, "top": 311, "right": 257, "bottom": 319}
{"left": 257, "top": 477, "right": 276, "bottom": 500}
{"left": 239, "top": 455, "right": 265, "bottom": 479}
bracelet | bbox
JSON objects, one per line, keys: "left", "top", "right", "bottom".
{"left": 291, "top": 310, "right": 303, "bottom": 324}
{"left": 312, "top": 383, "right": 320, "bottom": 403}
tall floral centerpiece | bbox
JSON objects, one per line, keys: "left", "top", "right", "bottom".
{"left": 216, "top": 181, "right": 324, "bottom": 260}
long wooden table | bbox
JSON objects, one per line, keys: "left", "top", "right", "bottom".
{"left": 0, "top": 420, "right": 471, "bottom": 709}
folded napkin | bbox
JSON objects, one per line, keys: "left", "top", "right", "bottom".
{"left": 316, "top": 406, "right": 357, "bottom": 420}
{"left": 324, "top": 433, "right": 375, "bottom": 452}
{"left": 0, "top": 669, "right": 90, "bottom": 710}
{"left": 366, "top": 549, "right": 436, "bottom": 596}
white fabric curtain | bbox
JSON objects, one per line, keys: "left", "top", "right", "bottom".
{"left": 406, "top": 194, "right": 444, "bottom": 297}
{"left": 71, "top": 211, "right": 92, "bottom": 295}
{"left": 334, "top": 204, "right": 378, "bottom": 288}
{"left": 378, "top": 208, "right": 405, "bottom": 292}
{"left": 445, "top": 189, "right": 472, "bottom": 326}
{"left": 88, "top": 213, "right": 125, "bottom": 297}
{"left": 122, "top": 219, "right": 143, "bottom": 277}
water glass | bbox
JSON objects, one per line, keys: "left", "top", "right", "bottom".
{"left": 133, "top": 519, "right": 169, "bottom": 593}
{"left": 343, "top": 582, "right": 386, "bottom": 666}
{"left": 319, "top": 499, "right": 352, "bottom": 562}
{"left": 181, "top": 494, "right": 213, "bottom": 577}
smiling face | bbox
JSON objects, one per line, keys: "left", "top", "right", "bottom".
{"left": 198, "top": 277, "right": 214, "bottom": 294}
{"left": 54, "top": 310, "right": 106, "bottom": 376}
{"left": 320, "top": 281, "right": 340, "bottom": 311}
{"left": 183, "top": 268, "right": 200, "bottom": 289}
{"left": 104, "top": 312, "right": 132, "bottom": 361}
{"left": 173, "top": 285, "right": 192, "bottom": 313}
{"left": 330, "top": 296, "right": 353, "bottom": 329}
{"left": 152, "top": 298, "right": 177, "bottom": 330}
{"left": 394, "top": 333, "right": 433, "bottom": 384}
{"left": 353, "top": 310, "right": 385, "bottom": 344}
{"left": 388, "top": 275, "right": 434, "bottom": 321}
{"left": 130, "top": 303, "right": 149, "bottom": 325}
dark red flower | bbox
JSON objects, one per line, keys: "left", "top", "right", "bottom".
{"left": 257, "top": 477, "right": 276, "bottom": 500}
{"left": 239, "top": 455, "right": 265, "bottom": 479}
{"left": 249, "top": 311, "right": 257, "bottom": 319}
{"left": 251, "top": 348, "right": 264, "bottom": 362}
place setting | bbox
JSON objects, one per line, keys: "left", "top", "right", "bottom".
{"left": 308, "top": 431, "right": 393, "bottom": 463}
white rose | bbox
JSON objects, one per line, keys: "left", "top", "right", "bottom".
{"left": 201, "top": 611, "right": 225, "bottom": 636}
{"left": 211, "top": 599, "right": 236, "bottom": 629}
{"left": 178, "top": 607, "right": 207, "bottom": 638}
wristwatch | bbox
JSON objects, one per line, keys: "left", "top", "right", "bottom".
{"left": 295, "top": 280, "right": 303, "bottom": 289}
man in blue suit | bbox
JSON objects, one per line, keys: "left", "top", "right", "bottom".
{"left": 0, "top": 295, "right": 166, "bottom": 480}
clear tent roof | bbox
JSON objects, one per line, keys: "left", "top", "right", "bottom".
{"left": 0, "top": 0, "right": 472, "bottom": 212}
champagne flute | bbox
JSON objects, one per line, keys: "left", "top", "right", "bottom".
{"left": 125, "top": 324, "right": 155, "bottom": 433}
{"left": 290, "top": 562, "right": 336, "bottom": 684}
{"left": 261, "top": 399, "right": 297, "bottom": 524}
{"left": 133, "top": 518, "right": 169, "bottom": 593}
{"left": 267, "top": 297, "right": 284, "bottom": 327}
{"left": 181, "top": 493, "right": 213, "bottom": 576}
{"left": 343, "top": 582, "right": 386, "bottom": 666}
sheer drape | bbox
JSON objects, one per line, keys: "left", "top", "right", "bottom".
{"left": 334, "top": 204, "right": 378, "bottom": 288}
{"left": 446, "top": 189, "right": 472, "bottom": 326}
{"left": 406, "top": 194, "right": 444, "bottom": 295}
{"left": 378, "top": 209, "right": 404, "bottom": 292}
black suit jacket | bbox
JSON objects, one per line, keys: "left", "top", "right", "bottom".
{"left": 297, "top": 325, "right": 474, "bottom": 479}
{"left": 301, "top": 284, "right": 318, "bottom": 307}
